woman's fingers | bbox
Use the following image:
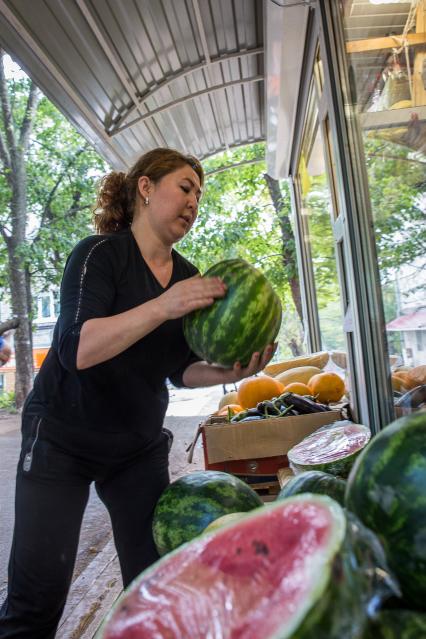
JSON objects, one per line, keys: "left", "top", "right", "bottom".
{"left": 231, "top": 343, "right": 278, "bottom": 379}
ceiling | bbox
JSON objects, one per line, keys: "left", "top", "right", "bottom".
{"left": 0, "top": 0, "right": 417, "bottom": 175}
{"left": 0, "top": 0, "right": 266, "bottom": 170}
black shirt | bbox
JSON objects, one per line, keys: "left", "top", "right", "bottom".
{"left": 26, "top": 229, "right": 201, "bottom": 441}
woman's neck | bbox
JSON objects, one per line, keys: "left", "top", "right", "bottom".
{"left": 131, "top": 219, "right": 172, "bottom": 266}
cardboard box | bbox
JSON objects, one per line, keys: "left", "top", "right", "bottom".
{"left": 203, "top": 411, "right": 341, "bottom": 465}
{"left": 187, "top": 411, "right": 342, "bottom": 479}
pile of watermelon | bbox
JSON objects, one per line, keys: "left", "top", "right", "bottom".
{"left": 96, "top": 411, "right": 426, "bottom": 638}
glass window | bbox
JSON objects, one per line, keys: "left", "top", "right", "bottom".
{"left": 40, "top": 295, "right": 51, "bottom": 318}
{"left": 53, "top": 292, "right": 60, "bottom": 317}
{"left": 296, "top": 93, "right": 346, "bottom": 358}
{"left": 341, "top": 0, "right": 426, "bottom": 414}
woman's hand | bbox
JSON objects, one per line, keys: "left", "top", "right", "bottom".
{"left": 182, "top": 343, "right": 278, "bottom": 388}
{"left": 157, "top": 275, "right": 227, "bottom": 320}
{"left": 228, "top": 343, "right": 278, "bottom": 382}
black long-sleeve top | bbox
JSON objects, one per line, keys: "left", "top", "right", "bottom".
{"left": 26, "top": 229, "right": 201, "bottom": 442}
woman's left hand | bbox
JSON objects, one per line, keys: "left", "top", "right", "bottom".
{"left": 228, "top": 343, "right": 278, "bottom": 382}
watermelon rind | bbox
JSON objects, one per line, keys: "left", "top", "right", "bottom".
{"left": 152, "top": 470, "right": 263, "bottom": 556}
{"left": 183, "top": 259, "right": 282, "bottom": 367}
{"left": 364, "top": 609, "right": 426, "bottom": 639}
{"left": 345, "top": 411, "right": 426, "bottom": 609}
{"left": 277, "top": 470, "right": 346, "bottom": 505}
{"left": 96, "top": 495, "right": 397, "bottom": 639}
{"left": 288, "top": 422, "right": 371, "bottom": 478}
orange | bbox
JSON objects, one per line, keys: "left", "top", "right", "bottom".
{"left": 284, "top": 382, "right": 312, "bottom": 396}
{"left": 237, "top": 375, "right": 285, "bottom": 409}
{"left": 391, "top": 374, "right": 407, "bottom": 393}
{"left": 392, "top": 371, "right": 416, "bottom": 391}
{"left": 217, "top": 404, "right": 243, "bottom": 417}
{"left": 308, "top": 371, "right": 345, "bottom": 404}
{"left": 406, "top": 365, "right": 426, "bottom": 388}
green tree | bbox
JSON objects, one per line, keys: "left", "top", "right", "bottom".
{"left": 0, "top": 51, "right": 106, "bottom": 407}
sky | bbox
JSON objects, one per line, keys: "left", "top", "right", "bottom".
{"left": 3, "top": 53, "right": 26, "bottom": 80}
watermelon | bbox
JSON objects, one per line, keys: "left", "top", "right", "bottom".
{"left": 97, "top": 495, "right": 397, "bottom": 639}
{"left": 277, "top": 470, "right": 346, "bottom": 505}
{"left": 152, "top": 470, "right": 262, "bottom": 555}
{"left": 365, "top": 609, "right": 426, "bottom": 639}
{"left": 183, "top": 258, "right": 282, "bottom": 368}
{"left": 345, "top": 411, "right": 426, "bottom": 609}
{"left": 203, "top": 511, "right": 247, "bottom": 533}
{"left": 288, "top": 421, "right": 371, "bottom": 478}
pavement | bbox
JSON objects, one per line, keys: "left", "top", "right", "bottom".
{"left": 0, "top": 384, "right": 223, "bottom": 637}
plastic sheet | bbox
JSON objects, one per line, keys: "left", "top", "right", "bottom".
{"left": 97, "top": 495, "right": 399, "bottom": 639}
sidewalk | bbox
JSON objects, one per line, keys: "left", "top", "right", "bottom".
{"left": 0, "top": 385, "right": 223, "bottom": 638}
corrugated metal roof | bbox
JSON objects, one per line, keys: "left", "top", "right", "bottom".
{"left": 0, "top": 0, "right": 265, "bottom": 169}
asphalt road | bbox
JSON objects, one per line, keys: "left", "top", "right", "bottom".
{"left": 0, "top": 384, "right": 222, "bottom": 604}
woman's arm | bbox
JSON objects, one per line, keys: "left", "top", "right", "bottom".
{"left": 182, "top": 344, "right": 277, "bottom": 388}
{"left": 76, "top": 275, "right": 226, "bottom": 369}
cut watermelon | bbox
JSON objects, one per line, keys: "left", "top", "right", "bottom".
{"left": 288, "top": 421, "right": 371, "bottom": 478}
{"left": 97, "top": 495, "right": 396, "bottom": 639}
{"left": 346, "top": 411, "right": 426, "bottom": 609}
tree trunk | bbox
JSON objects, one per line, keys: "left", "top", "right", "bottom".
{"left": 8, "top": 247, "right": 33, "bottom": 406}
{"left": 264, "top": 173, "right": 303, "bottom": 322}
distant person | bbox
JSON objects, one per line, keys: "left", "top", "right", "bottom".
{"left": 0, "top": 147, "right": 276, "bottom": 639}
{"left": 0, "top": 335, "right": 11, "bottom": 367}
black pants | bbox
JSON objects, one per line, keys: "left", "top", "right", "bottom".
{"left": 0, "top": 412, "right": 170, "bottom": 639}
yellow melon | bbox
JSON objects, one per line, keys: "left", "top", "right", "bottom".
{"left": 264, "top": 351, "right": 329, "bottom": 377}
{"left": 275, "top": 365, "right": 322, "bottom": 387}
{"left": 218, "top": 391, "right": 239, "bottom": 410}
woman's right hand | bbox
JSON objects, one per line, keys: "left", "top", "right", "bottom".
{"left": 158, "top": 275, "right": 227, "bottom": 320}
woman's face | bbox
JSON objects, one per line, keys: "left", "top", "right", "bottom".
{"left": 138, "top": 165, "right": 202, "bottom": 244}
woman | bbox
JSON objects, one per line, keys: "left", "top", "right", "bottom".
{"left": 0, "top": 148, "right": 276, "bottom": 639}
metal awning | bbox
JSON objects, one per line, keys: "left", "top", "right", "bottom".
{"left": 0, "top": 0, "right": 266, "bottom": 169}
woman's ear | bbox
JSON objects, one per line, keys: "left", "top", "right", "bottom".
{"left": 137, "top": 175, "right": 151, "bottom": 200}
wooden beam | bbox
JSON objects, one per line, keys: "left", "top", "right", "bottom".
{"left": 359, "top": 105, "right": 426, "bottom": 130}
{"left": 413, "top": 0, "right": 426, "bottom": 107}
{"left": 346, "top": 32, "right": 426, "bottom": 54}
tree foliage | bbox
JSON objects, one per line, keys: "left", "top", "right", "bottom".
{"left": 0, "top": 53, "right": 107, "bottom": 405}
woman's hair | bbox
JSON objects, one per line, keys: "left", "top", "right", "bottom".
{"left": 93, "top": 147, "right": 204, "bottom": 234}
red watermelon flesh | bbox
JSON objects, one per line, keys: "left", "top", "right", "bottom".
{"left": 99, "top": 496, "right": 345, "bottom": 639}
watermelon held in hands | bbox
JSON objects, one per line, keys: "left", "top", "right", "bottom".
{"left": 288, "top": 421, "right": 371, "bottom": 478}
{"left": 277, "top": 470, "right": 346, "bottom": 505}
{"left": 345, "top": 411, "right": 426, "bottom": 609}
{"left": 152, "top": 470, "right": 262, "bottom": 556}
{"left": 183, "top": 258, "right": 282, "bottom": 368}
{"left": 97, "top": 495, "right": 397, "bottom": 639}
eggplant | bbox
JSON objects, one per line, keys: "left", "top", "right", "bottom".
{"left": 395, "top": 385, "right": 426, "bottom": 409}
{"left": 239, "top": 415, "right": 265, "bottom": 422}
{"left": 230, "top": 407, "right": 264, "bottom": 423}
{"left": 279, "top": 392, "right": 331, "bottom": 414}
{"left": 256, "top": 400, "right": 281, "bottom": 417}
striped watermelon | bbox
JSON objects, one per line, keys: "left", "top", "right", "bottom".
{"left": 152, "top": 470, "right": 262, "bottom": 556}
{"left": 183, "top": 259, "right": 282, "bottom": 367}
{"left": 365, "top": 610, "right": 426, "bottom": 639}
{"left": 345, "top": 411, "right": 426, "bottom": 609}
{"left": 277, "top": 470, "right": 346, "bottom": 505}
{"left": 288, "top": 421, "right": 371, "bottom": 478}
{"left": 97, "top": 495, "right": 397, "bottom": 639}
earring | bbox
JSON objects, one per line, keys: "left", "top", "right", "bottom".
{"left": 144, "top": 197, "right": 149, "bottom": 205}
